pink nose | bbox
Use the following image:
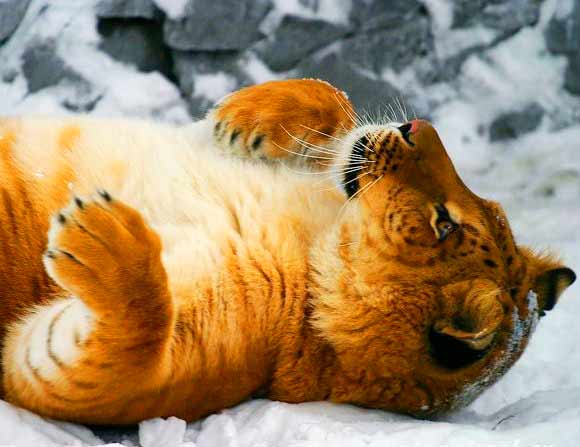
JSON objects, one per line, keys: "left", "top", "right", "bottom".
{"left": 409, "top": 119, "right": 421, "bottom": 134}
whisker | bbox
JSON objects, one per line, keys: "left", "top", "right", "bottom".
{"left": 360, "top": 174, "right": 383, "bottom": 200}
{"left": 280, "top": 125, "right": 347, "bottom": 158}
{"left": 299, "top": 124, "right": 342, "bottom": 142}
{"left": 337, "top": 173, "right": 382, "bottom": 217}
{"left": 272, "top": 141, "right": 337, "bottom": 161}
{"left": 313, "top": 168, "right": 367, "bottom": 190}
{"left": 334, "top": 91, "right": 366, "bottom": 126}
{"left": 410, "top": 102, "right": 418, "bottom": 120}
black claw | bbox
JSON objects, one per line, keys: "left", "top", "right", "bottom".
{"left": 251, "top": 135, "right": 264, "bottom": 151}
{"left": 230, "top": 129, "right": 240, "bottom": 145}
{"left": 58, "top": 213, "right": 66, "bottom": 224}
{"left": 74, "top": 197, "right": 84, "bottom": 209}
{"left": 214, "top": 121, "right": 222, "bottom": 137}
{"left": 98, "top": 189, "right": 112, "bottom": 202}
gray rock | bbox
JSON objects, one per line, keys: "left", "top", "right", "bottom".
{"left": 341, "top": 17, "right": 433, "bottom": 74}
{"left": 480, "top": 0, "right": 543, "bottom": 33}
{"left": 88, "top": 425, "right": 139, "bottom": 446}
{"left": 350, "top": 0, "right": 426, "bottom": 32}
{"left": 452, "top": 0, "right": 542, "bottom": 31}
{"left": 256, "top": 15, "right": 349, "bottom": 72}
{"left": 545, "top": 16, "right": 571, "bottom": 54}
{"left": 489, "top": 103, "right": 544, "bottom": 142}
{"left": 564, "top": 55, "right": 580, "bottom": 95}
{"left": 295, "top": 51, "right": 401, "bottom": 115}
{"left": 0, "top": 0, "right": 31, "bottom": 43}
{"left": 96, "top": 0, "right": 158, "bottom": 20}
{"left": 545, "top": 1, "right": 580, "bottom": 95}
{"left": 164, "top": 0, "right": 271, "bottom": 51}
{"left": 97, "top": 18, "right": 174, "bottom": 80}
{"left": 21, "top": 41, "right": 84, "bottom": 94}
{"left": 451, "top": 0, "right": 487, "bottom": 29}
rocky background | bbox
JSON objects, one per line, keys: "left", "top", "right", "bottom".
{"left": 0, "top": 0, "right": 578, "bottom": 141}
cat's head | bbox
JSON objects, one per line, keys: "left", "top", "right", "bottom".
{"left": 310, "top": 119, "right": 575, "bottom": 417}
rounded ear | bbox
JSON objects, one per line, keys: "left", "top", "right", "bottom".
{"left": 535, "top": 267, "right": 576, "bottom": 312}
{"left": 431, "top": 280, "right": 505, "bottom": 368}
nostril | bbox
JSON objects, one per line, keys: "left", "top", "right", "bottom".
{"left": 398, "top": 123, "right": 413, "bottom": 145}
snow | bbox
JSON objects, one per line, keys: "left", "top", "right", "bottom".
{"left": 260, "top": 0, "right": 352, "bottom": 34}
{"left": 193, "top": 72, "right": 239, "bottom": 105}
{"left": 152, "top": 0, "right": 189, "bottom": 20}
{"left": 0, "top": 0, "right": 579, "bottom": 446}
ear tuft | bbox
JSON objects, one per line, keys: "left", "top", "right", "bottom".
{"left": 535, "top": 267, "right": 576, "bottom": 311}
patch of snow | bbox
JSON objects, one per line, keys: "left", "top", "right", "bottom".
{"left": 260, "top": 0, "right": 352, "bottom": 34}
{"left": 421, "top": 0, "right": 454, "bottom": 30}
{"left": 152, "top": 0, "right": 189, "bottom": 20}
{"left": 193, "top": 72, "right": 238, "bottom": 104}
{"left": 242, "top": 53, "right": 280, "bottom": 84}
{"left": 139, "top": 417, "right": 187, "bottom": 447}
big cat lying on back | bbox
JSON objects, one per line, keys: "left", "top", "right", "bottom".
{"left": 0, "top": 79, "right": 574, "bottom": 424}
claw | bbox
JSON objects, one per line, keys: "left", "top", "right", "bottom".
{"left": 98, "top": 189, "right": 112, "bottom": 202}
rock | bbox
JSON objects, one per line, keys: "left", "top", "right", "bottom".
{"left": 480, "top": 0, "right": 543, "bottom": 33}
{"left": 295, "top": 51, "right": 401, "bottom": 115}
{"left": 256, "top": 15, "right": 349, "bottom": 72}
{"left": 451, "top": 0, "right": 487, "bottom": 29}
{"left": 21, "top": 41, "right": 84, "bottom": 94}
{"left": 489, "top": 103, "right": 544, "bottom": 142}
{"left": 164, "top": 0, "right": 271, "bottom": 51}
{"left": 452, "top": 0, "right": 542, "bottom": 32}
{"left": 545, "top": 16, "right": 571, "bottom": 55}
{"left": 0, "top": 0, "right": 31, "bottom": 43}
{"left": 564, "top": 55, "right": 580, "bottom": 95}
{"left": 96, "top": 0, "right": 159, "bottom": 20}
{"left": 97, "top": 18, "right": 174, "bottom": 80}
{"left": 350, "top": 0, "right": 426, "bottom": 32}
{"left": 341, "top": 17, "right": 433, "bottom": 74}
{"left": 545, "top": 1, "right": 580, "bottom": 95}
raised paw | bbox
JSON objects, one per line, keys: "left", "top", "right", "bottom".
{"left": 211, "top": 79, "right": 355, "bottom": 166}
{"left": 43, "top": 191, "right": 167, "bottom": 313}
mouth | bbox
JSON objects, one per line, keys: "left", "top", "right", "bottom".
{"left": 342, "top": 134, "right": 369, "bottom": 198}
{"left": 340, "top": 123, "right": 415, "bottom": 198}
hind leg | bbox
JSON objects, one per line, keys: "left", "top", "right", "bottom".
{"left": 211, "top": 79, "right": 355, "bottom": 167}
{"left": 3, "top": 191, "right": 174, "bottom": 424}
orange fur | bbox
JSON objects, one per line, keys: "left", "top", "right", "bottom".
{"left": 0, "top": 80, "right": 574, "bottom": 425}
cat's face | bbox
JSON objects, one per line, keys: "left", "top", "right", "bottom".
{"left": 312, "top": 120, "right": 575, "bottom": 417}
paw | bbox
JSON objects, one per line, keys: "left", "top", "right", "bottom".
{"left": 211, "top": 79, "right": 355, "bottom": 166}
{"left": 43, "top": 191, "right": 165, "bottom": 311}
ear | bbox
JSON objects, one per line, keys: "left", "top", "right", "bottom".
{"left": 534, "top": 267, "right": 576, "bottom": 312}
{"left": 431, "top": 280, "right": 505, "bottom": 368}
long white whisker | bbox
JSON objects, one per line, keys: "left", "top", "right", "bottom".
{"left": 338, "top": 179, "right": 368, "bottom": 217}
{"left": 334, "top": 91, "right": 362, "bottom": 126}
{"left": 340, "top": 174, "right": 383, "bottom": 216}
{"left": 272, "top": 141, "right": 336, "bottom": 161}
{"left": 312, "top": 166, "right": 367, "bottom": 188}
{"left": 299, "top": 124, "right": 342, "bottom": 141}
{"left": 280, "top": 125, "right": 349, "bottom": 158}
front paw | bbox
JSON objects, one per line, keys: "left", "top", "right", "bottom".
{"left": 211, "top": 79, "right": 355, "bottom": 165}
{"left": 44, "top": 191, "right": 165, "bottom": 311}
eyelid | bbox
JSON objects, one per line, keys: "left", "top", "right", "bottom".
{"left": 431, "top": 204, "right": 458, "bottom": 241}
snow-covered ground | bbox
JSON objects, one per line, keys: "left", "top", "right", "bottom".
{"left": 0, "top": 0, "right": 579, "bottom": 446}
